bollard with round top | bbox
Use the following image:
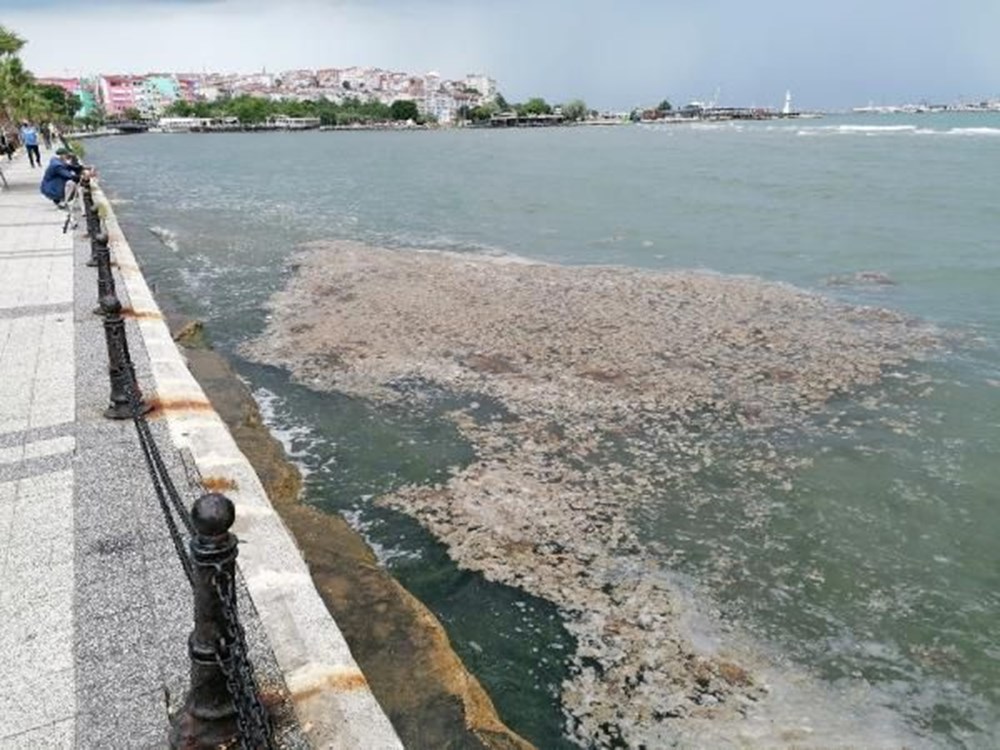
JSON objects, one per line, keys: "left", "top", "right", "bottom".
{"left": 100, "top": 292, "right": 152, "bottom": 419}
{"left": 169, "top": 493, "right": 240, "bottom": 749}
{"left": 83, "top": 178, "right": 102, "bottom": 265}
{"left": 92, "top": 231, "right": 116, "bottom": 313}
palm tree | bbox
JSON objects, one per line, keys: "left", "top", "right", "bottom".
{"left": 0, "top": 26, "right": 25, "bottom": 57}
{"left": 0, "top": 26, "right": 32, "bottom": 125}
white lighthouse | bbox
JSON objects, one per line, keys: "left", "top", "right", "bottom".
{"left": 782, "top": 90, "right": 792, "bottom": 116}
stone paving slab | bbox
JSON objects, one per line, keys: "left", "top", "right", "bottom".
{"left": 0, "top": 153, "right": 78, "bottom": 750}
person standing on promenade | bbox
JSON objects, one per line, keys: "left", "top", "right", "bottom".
{"left": 40, "top": 146, "right": 85, "bottom": 207}
{"left": 0, "top": 130, "right": 11, "bottom": 161}
{"left": 40, "top": 121, "right": 52, "bottom": 149}
{"left": 20, "top": 121, "right": 40, "bottom": 167}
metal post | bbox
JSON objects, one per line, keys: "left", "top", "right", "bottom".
{"left": 100, "top": 293, "right": 152, "bottom": 419}
{"left": 82, "top": 179, "right": 101, "bottom": 266}
{"left": 169, "top": 493, "right": 240, "bottom": 749}
{"left": 92, "top": 232, "right": 116, "bottom": 314}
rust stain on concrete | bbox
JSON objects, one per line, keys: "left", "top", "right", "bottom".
{"left": 202, "top": 476, "right": 238, "bottom": 492}
{"left": 293, "top": 670, "right": 370, "bottom": 702}
{"left": 147, "top": 397, "right": 214, "bottom": 416}
{"left": 120, "top": 306, "right": 163, "bottom": 320}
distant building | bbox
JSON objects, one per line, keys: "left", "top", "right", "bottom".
{"left": 177, "top": 77, "right": 200, "bottom": 103}
{"left": 35, "top": 76, "right": 79, "bottom": 95}
{"left": 463, "top": 74, "right": 497, "bottom": 104}
{"left": 35, "top": 76, "right": 99, "bottom": 119}
{"left": 98, "top": 75, "right": 143, "bottom": 116}
{"left": 140, "top": 76, "right": 182, "bottom": 118}
{"left": 82, "top": 65, "right": 501, "bottom": 125}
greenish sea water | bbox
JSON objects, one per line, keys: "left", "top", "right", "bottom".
{"left": 88, "top": 113, "right": 1000, "bottom": 748}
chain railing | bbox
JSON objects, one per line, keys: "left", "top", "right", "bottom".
{"left": 84, "top": 186, "right": 275, "bottom": 750}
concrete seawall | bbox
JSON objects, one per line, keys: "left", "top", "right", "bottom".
{"left": 94, "top": 182, "right": 404, "bottom": 749}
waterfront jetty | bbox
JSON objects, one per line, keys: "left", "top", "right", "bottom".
{"left": 0, "top": 154, "right": 400, "bottom": 748}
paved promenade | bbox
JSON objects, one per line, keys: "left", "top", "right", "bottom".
{"left": 0, "top": 154, "right": 400, "bottom": 748}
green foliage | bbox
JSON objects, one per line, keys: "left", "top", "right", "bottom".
{"left": 518, "top": 97, "right": 552, "bottom": 115}
{"left": 224, "top": 95, "right": 270, "bottom": 124}
{"left": 495, "top": 92, "right": 509, "bottom": 111}
{"left": 561, "top": 99, "right": 587, "bottom": 121}
{"left": 468, "top": 102, "right": 499, "bottom": 121}
{"left": 161, "top": 94, "right": 402, "bottom": 127}
{"left": 165, "top": 100, "right": 194, "bottom": 116}
{"left": 656, "top": 99, "right": 672, "bottom": 112}
{"left": 121, "top": 107, "right": 143, "bottom": 122}
{"left": 390, "top": 99, "right": 419, "bottom": 121}
{"left": 36, "top": 84, "right": 80, "bottom": 119}
{"left": 0, "top": 26, "right": 84, "bottom": 125}
{"left": 0, "top": 26, "right": 25, "bottom": 57}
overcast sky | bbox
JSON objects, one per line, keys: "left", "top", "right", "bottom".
{"left": 4, "top": 0, "right": 998, "bottom": 110}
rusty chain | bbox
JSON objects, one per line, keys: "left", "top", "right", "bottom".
{"left": 213, "top": 568, "right": 275, "bottom": 750}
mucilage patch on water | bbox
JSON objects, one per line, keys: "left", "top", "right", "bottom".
{"left": 244, "top": 240, "right": 939, "bottom": 748}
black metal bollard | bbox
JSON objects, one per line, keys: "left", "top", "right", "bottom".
{"left": 92, "top": 232, "right": 116, "bottom": 314}
{"left": 100, "top": 293, "right": 152, "bottom": 419}
{"left": 169, "top": 493, "right": 240, "bottom": 749}
{"left": 82, "top": 179, "right": 102, "bottom": 265}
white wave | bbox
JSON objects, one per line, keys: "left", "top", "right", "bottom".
{"left": 946, "top": 127, "right": 1000, "bottom": 136}
{"left": 250, "top": 385, "right": 319, "bottom": 478}
{"left": 148, "top": 225, "right": 180, "bottom": 252}
{"left": 341, "top": 507, "right": 423, "bottom": 565}
{"left": 796, "top": 124, "right": 1000, "bottom": 138}
{"left": 838, "top": 124, "right": 919, "bottom": 133}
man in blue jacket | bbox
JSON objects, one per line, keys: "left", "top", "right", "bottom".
{"left": 40, "top": 147, "right": 85, "bottom": 207}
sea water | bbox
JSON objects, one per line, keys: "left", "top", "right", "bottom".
{"left": 87, "top": 113, "right": 1000, "bottom": 748}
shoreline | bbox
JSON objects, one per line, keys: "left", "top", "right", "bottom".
{"left": 167, "top": 317, "right": 535, "bottom": 750}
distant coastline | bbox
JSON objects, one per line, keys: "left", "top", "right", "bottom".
{"left": 65, "top": 106, "right": 1000, "bottom": 140}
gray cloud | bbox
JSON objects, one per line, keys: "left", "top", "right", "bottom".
{"left": 5, "top": 0, "right": 998, "bottom": 109}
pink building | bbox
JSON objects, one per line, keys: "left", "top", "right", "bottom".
{"left": 98, "top": 75, "right": 144, "bottom": 115}
{"left": 177, "top": 77, "right": 200, "bottom": 103}
{"left": 35, "top": 77, "right": 80, "bottom": 94}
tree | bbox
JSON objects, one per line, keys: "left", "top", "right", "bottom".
{"left": 469, "top": 101, "right": 499, "bottom": 121}
{"left": 0, "top": 54, "right": 37, "bottom": 121}
{"left": 656, "top": 99, "right": 672, "bottom": 112}
{"left": 165, "top": 100, "right": 195, "bottom": 117}
{"left": 121, "top": 107, "right": 143, "bottom": 122}
{"left": 520, "top": 97, "right": 552, "bottom": 115}
{"left": 0, "top": 26, "right": 85, "bottom": 125}
{"left": 225, "top": 95, "right": 271, "bottom": 124}
{"left": 36, "top": 84, "right": 80, "bottom": 122}
{"left": 390, "top": 99, "right": 419, "bottom": 121}
{"left": 561, "top": 99, "right": 587, "bottom": 121}
{"left": 495, "top": 92, "right": 509, "bottom": 111}
{"left": 0, "top": 26, "right": 25, "bottom": 57}
{"left": 78, "top": 102, "right": 106, "bottom": 129}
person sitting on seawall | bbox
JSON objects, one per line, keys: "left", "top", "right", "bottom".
{"left": 20, "top": 121, "right": 41, "bottom": 167}
{"left": 40, "top": 147, "right": 91, "bottom": 208}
